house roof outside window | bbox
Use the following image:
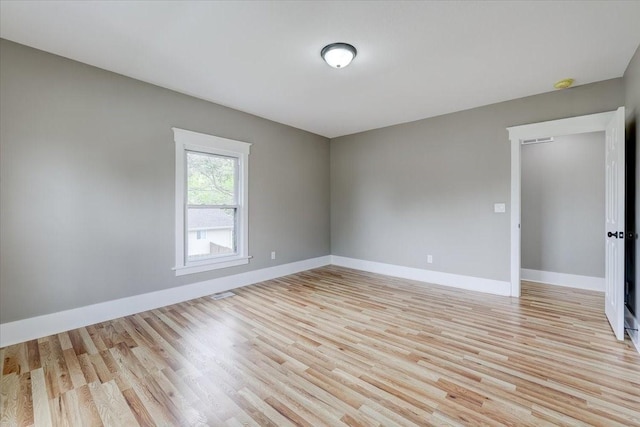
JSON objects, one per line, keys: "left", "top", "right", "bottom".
{"left": 188, "top": 209, "right": 234, "bottom": 230}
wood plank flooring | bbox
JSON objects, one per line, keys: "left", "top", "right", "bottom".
{"left": 1, "top": 266, "right": 639, "bottom": 426}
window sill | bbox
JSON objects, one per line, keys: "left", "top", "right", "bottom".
{"left": 173, "top": 256, "right": 250, "bottom": 276}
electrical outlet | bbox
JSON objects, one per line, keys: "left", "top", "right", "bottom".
{"left": 271, "top": 251, "right": 276, "bottom": 260}
{"left": 427, "top": 255, "right": 433, "bottom": 264}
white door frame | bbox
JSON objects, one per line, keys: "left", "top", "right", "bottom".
{"left": 506, "top": 111, "right": 616, "bottom": 297}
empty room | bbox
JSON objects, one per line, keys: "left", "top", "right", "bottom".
{"left": 1, "top": 1, "right": 640, "bottom": 426}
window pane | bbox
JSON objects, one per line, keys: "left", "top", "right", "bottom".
{"left": 187, "top": 151, "right": 236, "bottom": 205}
{"left": 187, "top": 208, "right": 236, "bottom": 261}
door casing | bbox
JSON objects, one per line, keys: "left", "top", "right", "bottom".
{"left": 507, "top": 110, "right": 619, "bottom": 297}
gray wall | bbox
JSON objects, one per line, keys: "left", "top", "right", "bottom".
{"left": 331, "top": 79, "right": 623, "bottom": 286}
{"left": 623, "top": 44, "right": 640, "bottom": 321}
{"left": 0, "top": 40, "right": 330, "bottom": 323}
{"left": 521, "top": 132, "right": 605, "bottom": 277}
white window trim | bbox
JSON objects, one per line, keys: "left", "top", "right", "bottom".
{"left": 173, "top": 128, "right": 251, "bottom": 276}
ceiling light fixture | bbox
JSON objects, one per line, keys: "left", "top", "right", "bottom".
{"left": 321, "top": 42, "right": 357, "bottom": 69}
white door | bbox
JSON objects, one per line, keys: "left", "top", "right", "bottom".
{"left": 605, "top": 106, "right": 625, "bottom": 341}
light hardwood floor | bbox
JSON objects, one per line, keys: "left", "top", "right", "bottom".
{"left": 1, "top": 266, "right": 639, "bottom": 426}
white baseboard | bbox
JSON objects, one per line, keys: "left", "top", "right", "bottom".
{"left": 0, "top": 256, "right": 331, "bottom": 347}
{"left": 624, "top": 306, "right": 640, "bottom": 354}
{"left": 331, "top": 255, "right": 511, "bottom": 296}
{"left": 520, "top": 269, "right": 604, "bottom": 292}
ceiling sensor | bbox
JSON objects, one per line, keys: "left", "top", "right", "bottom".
{"left": 554, "top": 78, "right": 574, "bottom": 89}
{"left": 521, "top": 137, "right": 554, "bottom": 145}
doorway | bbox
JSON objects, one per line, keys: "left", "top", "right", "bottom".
{"left": 624, "top": 118, "right": 637, "bottom": 343}
{"left": 507, "top": 109, "right": 633, "bottom": 343}
{"left": 507, "top": 111, "right": 619, "bottom": 296}
{"left": 520, "top": 131, "right": 605, "bottom": 291}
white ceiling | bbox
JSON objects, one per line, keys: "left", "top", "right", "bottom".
{"left": 1, "top": 1, "right": 639, "bottom": 138}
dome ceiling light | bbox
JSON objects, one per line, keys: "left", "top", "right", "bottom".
{"left": 321, "top": 42, "right": 357, "bottom": 69}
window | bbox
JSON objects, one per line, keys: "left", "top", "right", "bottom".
{"left": 173, "top": 128, "right": 251, "bottom": 276}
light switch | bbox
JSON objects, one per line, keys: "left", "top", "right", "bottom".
{"left": 494, "top": 203, "right": 506, "bottom": 213}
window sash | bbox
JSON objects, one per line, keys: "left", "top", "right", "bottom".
{"left": 185, "top": 205, "right": 238, "bottom": 263}
{"left": 185, "top": 150, "right": 239, "bottom": 206}
{"left": 184, "top": 150, "right": 240, "bottom": 265}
